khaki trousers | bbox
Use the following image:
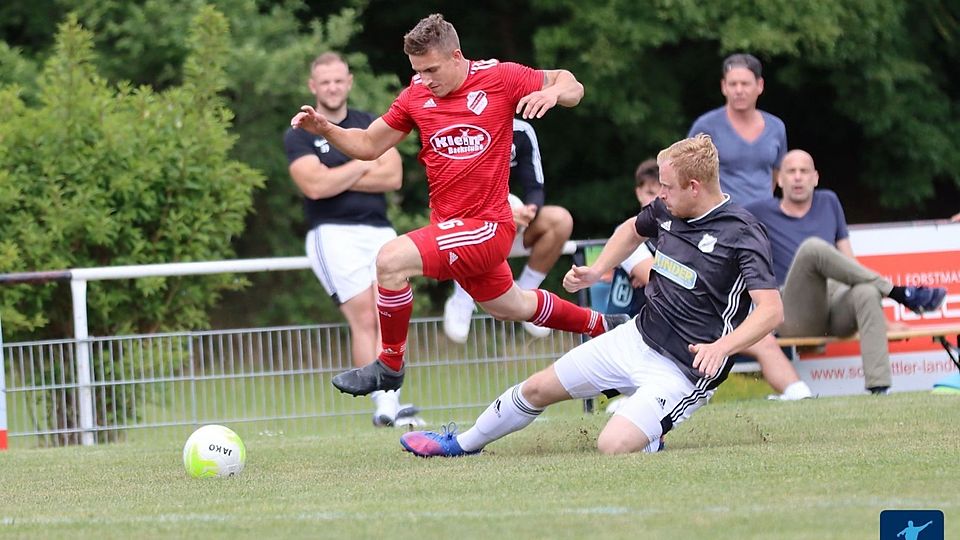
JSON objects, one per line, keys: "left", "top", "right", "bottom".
{"left": 779, "top": 238, "right": 894, "bottom": 389}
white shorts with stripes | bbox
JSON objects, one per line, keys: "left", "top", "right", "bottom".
{"left": 305, "top": 224, "right": 396, "bottom": 305}
{"left": 553, "top": 320, "right": 714, "bottom": 442}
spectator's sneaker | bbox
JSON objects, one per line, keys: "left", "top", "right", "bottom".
{"left": 602, "top": 313, "right": 632, "bottom": 332}
{"left": 766, "top": 381, "right": 815, "bottom": 401}
{"left": 766, "top": 393, "right": 816, "bottom": 401}
{"left": 443, "top": 295, "right": 475, "bottom": 344}
{"left": 400, "top": 423, "right": 480, "bottom": 458}
{"left": 521, "top": 321, "right": 552, "bottom": 339}
{"left": 396, "top": 403, "right": 421, "bottom": 420}
{"left": 379, "top": 404, "right": 425, "bottom": 428}
{"left": 898, "top": 286, "right": 947, "bottom": 314}
{"left": 868, "top": 386, "right": 891, "bottom": 395}
{"left": 372, "top": 391, "right": 400, "bottom": 427}
{"left": 332, "top": 359, "right": 404, "bottom": 396}
{"left": 394, "top": 414, "right": 427, "bottom": 429}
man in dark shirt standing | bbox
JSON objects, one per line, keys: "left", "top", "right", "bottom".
{"left": 283, "top": 52, "right": 419, "bottom": 427}
{"left": 400, "top": 134, "right": 784, "bottom": 457}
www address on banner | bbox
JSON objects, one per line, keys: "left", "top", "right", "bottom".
{"left": 809, "top": 359, "right": 956, "bottom": 380}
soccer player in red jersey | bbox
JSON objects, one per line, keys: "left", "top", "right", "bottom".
{"left": 290, "top": 14, "right": 628, "bottom": 396}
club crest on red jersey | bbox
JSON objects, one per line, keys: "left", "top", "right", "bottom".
{"left": 429, "top": 124, "right": 491, "bottom": 160}
{"left": 466, "top": 90, "right": 488, "bottom": 115}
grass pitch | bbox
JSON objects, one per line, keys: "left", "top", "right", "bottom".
{"left": 1, "top": 391, "right": 957, "bottom": 539}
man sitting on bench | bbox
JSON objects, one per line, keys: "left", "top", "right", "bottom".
{"left": 745, "top": 150, "right": 947, "bottom": 395}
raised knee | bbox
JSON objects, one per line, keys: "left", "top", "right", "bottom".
{"left": 797, "top": 237, "right": 830, "bottom": 256}
{"left": 375, "top": 241, "right": 399, "bottom": 271}
{"left": 850, "top": 283, "right": 882, "bottom": 302}
{"left": 530, "top": 205, "right": 571, "bottom": 233}
{"left": 374, "top": 240, "right": 408, "bottom": 283}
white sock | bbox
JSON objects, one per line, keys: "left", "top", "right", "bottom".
{"left": 371, "top": 389, "right": 400, "bottom": 408}
{"left": 515, "top": 266, "right": 547, "bottom": 290}
{"left": 457, "top": 383, "right": 543, "bottom": 452}
{"left": 451, "top": 281, "right": 474, "bottom": 305}
{"left": 782, "top": 381, "right": 812, "bottom": 400}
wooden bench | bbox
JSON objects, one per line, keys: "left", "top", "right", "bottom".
{"left": 730, "top": 323, "right": 960, "bottom": 373}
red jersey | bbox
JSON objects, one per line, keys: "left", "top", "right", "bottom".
{"left": 381, "top": 60, "right": 543, "bottom": 223}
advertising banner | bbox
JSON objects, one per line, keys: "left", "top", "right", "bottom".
{"left": 794, "top": 221, "right": 960, "bottom": 396}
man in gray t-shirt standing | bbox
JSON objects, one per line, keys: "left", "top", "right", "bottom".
{"left": 688, "top": 53, "right": 787, "bottom": 205}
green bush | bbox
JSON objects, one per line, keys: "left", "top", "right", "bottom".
{"left": 0, "top": 8, "right": 262, "bottom": 443}
{"left": 0, "top": 8, "right": 262, "bottom": 339}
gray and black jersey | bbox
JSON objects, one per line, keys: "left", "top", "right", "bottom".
{"left": 283, "top": 108, "right": 392, "bottom": 229}
{"left": 634, "top": 197, "right": 778, "bottom": 387}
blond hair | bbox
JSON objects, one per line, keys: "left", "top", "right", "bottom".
{"left": 310, "top": 52, "right": 348, "bottom": 72}
{"left": 657, "top": 134, "right": 719, "bottom": 189}
{"left": 403, "top": 14, "right": 460, "bottom": 56}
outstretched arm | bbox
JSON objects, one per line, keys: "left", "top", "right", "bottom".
{"left": 290, "top": 107, "right": 407, "bottom": 161}
{"left": 517, "top": 69, "right": 584, "bottom": 119}
{"left": 563, "top": 217, "right": 645, "bottom": 292}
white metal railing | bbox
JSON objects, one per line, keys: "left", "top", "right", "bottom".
{"left": 0, "top": 241, "right": 586, "bottom": 448}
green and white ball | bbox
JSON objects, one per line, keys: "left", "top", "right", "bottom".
{"left": 182, "top": 424, "right": 246, "bottom": 478}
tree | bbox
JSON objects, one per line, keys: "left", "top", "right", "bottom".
{"left": 530, "top": 0, "right": 960, "bottom": 228}
{"left": 0, "top": 8, "right": 262, "bottom": 339}
{"left": 52, "top": 0, "right": 429, "bottom": 326}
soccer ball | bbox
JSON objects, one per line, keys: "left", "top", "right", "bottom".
{"left": 182, "top": 424, "right": 246, "bottom": 478}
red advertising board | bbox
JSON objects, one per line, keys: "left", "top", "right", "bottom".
{"left": 794, "top": 222, "right": 960, "bottom": 395}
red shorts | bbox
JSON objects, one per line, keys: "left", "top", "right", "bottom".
{"left": 408, "top": 218, "right": 516, "bottom": 302}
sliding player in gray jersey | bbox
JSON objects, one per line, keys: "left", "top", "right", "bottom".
{"left": 401, "top": 134, "right": 784, "bottom": 456}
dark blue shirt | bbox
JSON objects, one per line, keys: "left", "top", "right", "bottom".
{"left": 634, "top": 197, "right": 778, "bottom": 386}
{"left": 283, "top": 109, "right": 392, "bottom": 229}
{"left": 744, "top": 190, "right": 849, "bottom": 285}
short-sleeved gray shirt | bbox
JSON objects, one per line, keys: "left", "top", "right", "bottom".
{"left": 687, "top": 107, "right": 787, "bottom": 206}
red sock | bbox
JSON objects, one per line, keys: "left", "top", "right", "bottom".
{"left": 377, "top": 285, "right": 413, "bottom": 371}
{"left": 530, "top": 289, "right": 605, "bottom": 337}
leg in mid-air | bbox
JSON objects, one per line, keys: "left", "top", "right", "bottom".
{"left": 330, "top": 233, "right": 421, "bottom": 397}
{"left": 443, "top": 203, "right": 574, "bottom": 342}
{"left": 478, "top": 280, "right": 629, "bottom": 340}
{"left": 307, "top": 225, "right": 421, "bottom": 426}
{"left": 334, "top": 219, "right": 628, "bottom": 397}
